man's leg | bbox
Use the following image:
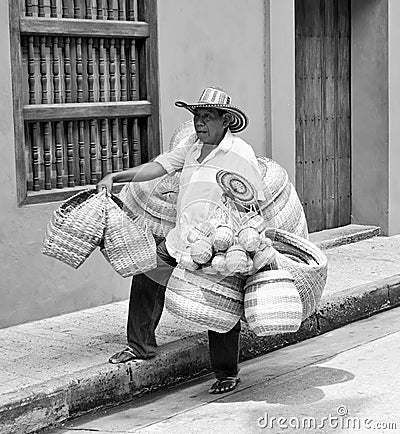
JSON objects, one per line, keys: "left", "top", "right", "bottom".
{"left": 207, "top": 262, "right": 278, "bottom": 392}
{"left": 208, "top": 320, "right": 241, "bottom": 393}
{"left": 109, "top": 240, "right": 177, "bottom": 363}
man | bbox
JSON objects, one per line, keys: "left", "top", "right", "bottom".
{"left": 97, "top": 86, "right": 265, "bottom": 394}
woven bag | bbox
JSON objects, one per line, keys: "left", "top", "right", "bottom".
{"left": 244, "top": 270, "right": 303, "bottom": 336}
{"left": 266, "top": 228, "right": 328, "bottom": 319}
{"left": 42, "top": 190, "right": 106, "bottom": 269}
{"left": 165, "top": 267, "right": 245, "bottom": 333}
{"left": 101, "top": 195, "right": 157, "bottom": 278}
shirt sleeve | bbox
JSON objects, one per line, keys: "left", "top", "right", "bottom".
{"left": 153, "top": 137, "right": 190, "bottom": 175}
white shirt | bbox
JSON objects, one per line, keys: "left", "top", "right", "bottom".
{"left": 153, "top": 130, "right": 265, "bottom": 261}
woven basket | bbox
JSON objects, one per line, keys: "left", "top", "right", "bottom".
{"left": 101, "top": 195, "right": 157, "bottom": 277}
{"left": 211, "top": 252, "right": 227, "bottom": 274}
{"left": 42, "top": 189, "right": 106, "bottom": 269}
{"left": 226, "top": 244, "right": 248, "bottom": 274}
{"left": 238, "top": 226, "right": 261, "bottom": 253}
{"left": 118, "top": 182, "right": 175, "bottom": 240}
{"left": 213, "top": 224, "right": 235, "bottom": 252}
{"left": 168, "top": 119, "right": 197, "bottom": 151}
{"left": 257, "top": 157, "right": 308, "bottom": 239}
{"left": 252, "top": 245, "right": 277, "bottom": 272}
{"left": 244, "top": 269, "right": 303, "bottom": 336}
{"left": 265, "top": 228, "right": 328, "bottom": 319}
{"left": 165, "top": 267, "right": 245, "bottom": 332}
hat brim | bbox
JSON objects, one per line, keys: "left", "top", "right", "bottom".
{"left": 175, "top": 101, "right": 248, "bottom": 133}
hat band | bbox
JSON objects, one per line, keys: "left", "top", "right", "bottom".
{"left": 175, "top": 101, "right": 248, "bottom": 133}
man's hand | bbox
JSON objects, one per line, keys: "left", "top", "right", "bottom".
{"left": 96, "top": 174, "right": 114, "bottom": 194}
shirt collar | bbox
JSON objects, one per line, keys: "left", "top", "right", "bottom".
{"left": 195, "top": 129, "right": 234, "bottom": 153}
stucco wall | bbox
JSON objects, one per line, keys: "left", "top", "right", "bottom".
{"left": 351, "top": 0, "right": 389, "bottom": 234}
{"left": 157, "top": 0, "right": 268, "bottom": 157}
{"left": 269, "top": 0, "right": 296, "bottom": 182}
{"left": 388, "top": 0, "right": 400, "bottom": 235}
{"left": 0, "top": 4, "right": 129, "bottom": 328}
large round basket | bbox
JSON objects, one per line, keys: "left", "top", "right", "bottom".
{"left": 244, "top": 269, "right": 303, "bottom": 336}
{"left": 118, "top": 180, "right": 176, "bottom": 241}
{"left": 168, "top": 119, "right": 197, "bottom": 151}
{"left": 42, "top": 190, "right": 106, "bottom": 269}
{"left": 165, "top": 267, "right": 245, "bottom": 333}
{"left": 101, "top": 195, "right": 157, "bottom": 278}
{"left": 257, "top": 157, "right": 308, "bottom": 239}
{"left": 265, "top": 228, "right": 328, "bottom": 319}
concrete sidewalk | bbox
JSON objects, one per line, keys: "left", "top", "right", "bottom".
{"left": 1, "top": 224, "right": 400, "bottom": 434}
{"left": 49, "top": 305, "right": 400, "bottom": 433}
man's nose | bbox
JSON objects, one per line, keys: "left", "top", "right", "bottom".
{"left": 195, "top": 116, "right": 205, "bottom": 126}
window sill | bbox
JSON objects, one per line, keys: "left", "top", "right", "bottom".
{"left": 22, "top": 183, "right": 125, "bottom": 206}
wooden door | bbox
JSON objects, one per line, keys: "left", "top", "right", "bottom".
{"left": 295, "top": 0, "right": 351, "bottom": 232}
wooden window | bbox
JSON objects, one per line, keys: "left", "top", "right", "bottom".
{"left": 9, "top": 0, "right": 160, "bottom": 205}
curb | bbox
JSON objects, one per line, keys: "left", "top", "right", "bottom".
{"left": 0, "top": 226, "right": 390, "bottom": 434}
{"left": 310, "top": 224, "right": 381, "bottom": 250}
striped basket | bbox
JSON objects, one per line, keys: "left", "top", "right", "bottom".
{"left": 244, "top": 270, "right": 303, "bottom": 336}
{"left": 101, "top": 195, "right": 157, "bottom": 278}
{"left": 42, "top": 189, "right": 106, "bottom": 269}
{"left": 165, "top": 267, "right": 245, "bottom": 333}
{"left": 265, "top": 228, "right": 328, "bottom": 320}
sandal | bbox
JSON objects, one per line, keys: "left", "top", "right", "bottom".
{"left": 108, "top": 347, "right": 144, "bottom": 364}
{"left": 208, "top": 377, "right": 241, "bottom": 394}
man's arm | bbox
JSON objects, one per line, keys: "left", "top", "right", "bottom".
{"left": 96, "top": 161, "right": 167, "bottom": 193}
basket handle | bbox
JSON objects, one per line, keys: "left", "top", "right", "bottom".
{"left": 107, "top": 192, "right": 145, "bottom": 226}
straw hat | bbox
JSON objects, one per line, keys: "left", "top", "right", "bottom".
{"left": 175, "top": 86, "right": 249, "bottom": 133}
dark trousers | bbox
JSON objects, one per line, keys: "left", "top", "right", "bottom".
{"left": 127, "top": 240, "right": 240, "bottom": 379}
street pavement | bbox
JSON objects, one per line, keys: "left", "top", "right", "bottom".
{"left": 50, "top": 306, "right": 400, "bottom": 434}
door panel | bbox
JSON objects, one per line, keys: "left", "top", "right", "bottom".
{"left": 295, "top": 0, "right": 351, "bottom": 232}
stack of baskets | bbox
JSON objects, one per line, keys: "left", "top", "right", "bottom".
{"left": 42, "top": 189, "right": 157, "bottom": 277}
{"left": 166, "top": 226, "right": 327, "bottom": 337}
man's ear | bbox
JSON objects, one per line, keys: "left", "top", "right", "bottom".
{"left": 222, "top": 113, "right": 233, "bottom": 128}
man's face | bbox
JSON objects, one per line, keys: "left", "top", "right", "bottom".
{"left": 193, "top": 108, "right": 229, "bottom": 145}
